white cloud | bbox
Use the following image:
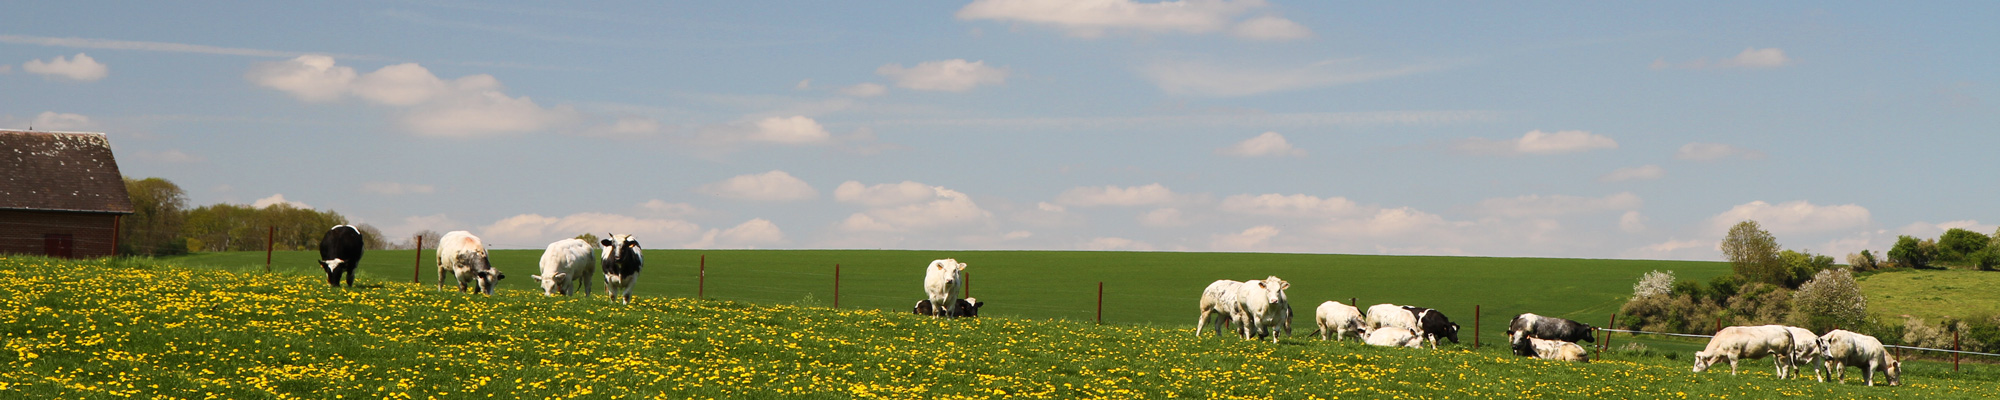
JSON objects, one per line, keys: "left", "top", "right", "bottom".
{"left": 380, "top": 214, "right": 461, "bottom": 240}
{"left": 1010, "top": 201, "right": 1080, "bottom": 229}
{"left": 1211, "top": 225, "right": 1282, "bottom": 252}
{"left": 22, "top": 53, "right": 107, "bottom": 81}
{"left": 1081, "top": 237, "right": 1156, "bottom": 251}
{"left": 1230, "top": 16, "right": 1311, "bottom": 40}
{"left": 956, "top": 0, "right": 1273, "bottom": 39}
{"left": 1675, "top": 142, "right": 1766, "bottom": 161}
{"left": 1455, "top": 130, "right": 1618, "bottom": 155}
{"left": 1472, "top": 192, "right": 1642, "bottom": 218}
{"left": 1706, "top": 200, "right": 1871, "bottom": 236}
{"left": 746, "top": 116, "right": 833, "bottom": 144}
{"left": 1138, "top": 207, "right": 1189, "bottom": 227}
{"left": 246, "top": 55, "right": 578, "bottom": 136}
{"left": 835, "top": 180, "right": 939, "bottom": 207}
{"left": 637, "top": 200, "right": 703, "bottom": 218}
{"left": 1056, "top": 183, "right": 1178, "bottom": 207}
{"left": 480, "top": 212, "right": 703, "bottom": 249}
{"left": 876, "top": 59, "right": 1009, "bottom": 92}
{"left": 245, "top": 55, "right": 355, "bottom": 102}
{"left": 1620, "top": 211, "right": 1648, "bottom": 233}
{"left": 1652, "top": 47, "right": 1791, "bottom": 70}
{"left": 0, "top": 34, "right": 363, "bottom": 59}
{"left": 1319, "top": 207, "right": 1451, "bottom": 238}
{"left": 350, "top": 63, "right": 450, "bottom": 106}
{"left": 1143, "top": 58, "right": 1439, "bottom": 97}
{"left": 841, "top": 83, "right": 887, "bottom": 97}
{"left": 360, "top": 182, "right": 436, "bottom": 195}
{"left": 1216, "top": 131, "right": 1305, "bottom": 157}
{"left": 31, "top": 111, "right": 94, "bottom": 130}
{"left": 1894, "top": 220, "right": 1998, "bottom": 238}
{"left": 835, "top": 186, "right": 994, "bottom": 233}
{"left": 695, "top": 170, "right": 818, "bottom": 202}
{"left": 131, "top": 149, "right": 205, "bottom": 164}
{"left": 1598, "top": 165, "right": 1665, "bottom": 182}
{"left": 1622, "top": 239, "right": 1713, "bottom": 260}
{"left": 1218, "top": 193, "right": 1364, "bottom": 217}
{"left": 251, "top": 194, "right": 311, "bottom": 209}
{"left": 687, "top": 218, "right": 788, "bottom": 249}
{"left": 794, "top": 79, "right": 812, "bottom": 90}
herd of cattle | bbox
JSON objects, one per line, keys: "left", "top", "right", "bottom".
{"left": 314, "top": 226, "right": 1904, "bottom": 386}
{"left": 1191, "top": 275, "right": 1905, "bottom": 387}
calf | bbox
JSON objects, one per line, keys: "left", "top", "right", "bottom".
{"left": 1527, "top": 337, "right": 1590, "bottom": 362}
{"left": 436, "top": 231, "right": 503, "bottom": 294}
{"left": 1364, "top": 327, "right": 1423, "bottom": 348}
{"left": 1694, "top": 325, "right": 1796, "bottom": 378}
{"left": 1820, "top": 329, "right": 1901, "bottom": 386}
{"left": 1195, "top": 279, "right": 1243, "bottom": 337}
{"left": 1507, "top": 313, "right": 1595, "bottom": 356}
{"left": 1366, "top": 303, "right": 1417, "bottom": 332}
{"left": 1402, "top": 306, "right": 1460, "bottom": 349}
{"left": 531, "top": 238, "right": 595, "bottom": 296}
{"left": 599, "top": 234, "right": 643, "bottom": 304}
{"left": 1313, "top": 301, "right": 1366, "bottom": 341}
{"left": 912, "top": 298, "right": 985, "bottom": 318}
{"left": 317, "top": 225, "right": 364, "bottom": 288}
{"left": 922, "top": 259, "right": 968, "bottom": 318}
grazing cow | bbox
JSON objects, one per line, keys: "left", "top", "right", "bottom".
{"left": 1527, "top": 337, "right": 1590, "bottom": 362}
{"left": 531, "top": 238, "right": 595, "bottom": 296}
{"left": 317, "top": 225, "right": 364, "bottom": 288}
{"left": 436, "top": 231, "right": 503, "bottom": 294}
{"left": 1820, "top": 329, "right": 1901, "bottom": 386}
{"left": 1365, "top": 327, "right": 1424, "bottom": 348}
{"left": 1366, "top": 304, "right": 1418, "bottom": 332}
{"left": 1402, "top": 306, "right": 1461, "bottom": 349}
{"left": 922, "top": 259, "right": 968, "bottom": 318}
{"left": 912, "top": 298, "right": 985, "bottom": 318}
{"left": 1507, "top": 313, "right": 1596, "bottom": 356}
{"left": 1313, "top": 301, "right": 1366, "bottom": 341}
{"left": 1234, "top": 278, "right": 1289, "bottom": 343}
{"left": 1693, "top": 325, "right": 1796, "bottom": 378}
{"left": 1195, "top": 280, "right": 1244, "bottom": 337}
{"left": 599, "top": 234, "right": 642, "bottom": 304}
{"left": 1774, "top": 325, "right": 1827, "bottom": 382}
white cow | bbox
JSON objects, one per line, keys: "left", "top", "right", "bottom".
{"left": 1694, "top": 325, "right": 1796, "bottom": 378}
{"left": 1313, "top": 301, "right": 1366, "bottom": 341}
{"left": 436, "top": 231, "right": 504, "bottom": 294}
{"left": 1233, "top": 278, "right": 1289, "bottom": 343}
{"left": 1820, "top": 329, "right": 1902, "bottom": 386}
{"left": 1773, "top": 325, "right": 1827, "bottom": 382}
{"left": 531, "top": 238, "right": 595, "bottom": 296}
{"left": 1364, "top": 327, "right": 1423, "bottom": 348}
{"left": 1528, "top": 337, "right": 1590, "bottom": 362}
{"left": 1195, "top": 280, "right": 1243, "bottom": 337}
{"left": 922, "top": 259, "right": 968, "bottom": 318}
{"left": 1367, "top": 303, "right": 1418, "bottom": 332}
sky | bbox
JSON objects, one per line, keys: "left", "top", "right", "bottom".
{"left": 3, "top": 1, "right": 1995, "bottom": 258}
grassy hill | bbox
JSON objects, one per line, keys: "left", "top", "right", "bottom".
{"left": 1860, "top": 269, "right": 2000, "bottom": 322}
{"left": 5, "top": 255, "right": 1997, "bottom": 399}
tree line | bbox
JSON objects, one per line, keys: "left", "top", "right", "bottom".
{"left": 118, "top": 177, "right": 430, "bottom": 256}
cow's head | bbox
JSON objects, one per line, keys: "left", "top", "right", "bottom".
{"left": 955, "top": 298, "right": 985, "bottom": 317}
{"left": 474, "top": 256, "right": 504, "bottom": 294}
{"left": 913, "top": 300, "right": 934, "bottom": 316}
{"left": 530, "top": 273, "right": 569, "bottom": 295}
{"left": 1581, "top": 325, "right": 1597, "bottom": 343}
{"left": 1885, "top": 359, "right": 1902, "bottom": 386}
{"left": 1692, "top": 351, "right": 1714, "bottom": 372}
{"left": 930, "top": 258, "right": 967, "bottom": 284}
{"left": 600, "top": 234, "right": 641, "bottom": 265}
{"left": 319, "top": 258, "right": 345, "bottom": 287}
{"left": 1444, "top": 322, "right": 1461, "bottom": 343}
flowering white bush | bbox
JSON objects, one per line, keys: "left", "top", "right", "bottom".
{"left": 1791, "top": 268, "right": 1866, "bottom": 330}
{"left": 1631, "top": 270, "right": 1674, "bottom": 301}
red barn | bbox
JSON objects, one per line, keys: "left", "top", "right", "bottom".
{"left": 0, "top": 130, "right": 134, "bottom": 258}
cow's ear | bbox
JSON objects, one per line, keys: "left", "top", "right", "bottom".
{"left": 600, "top": 239, "right": 614, "bottom": 246}
{"left": 478, "top": 271, "right": 491, "bottom": 279}
{"left": 1278, "top": 281, "right": 1290, "bottom": 290}
{"left": 627, "top": 240, "right": 639, "bottom": 247}
{"left": 530, "top": 275, "right": 543, "bottom": 282}
{"left": 551, "top": 273, "right": 566, "bottom": 280}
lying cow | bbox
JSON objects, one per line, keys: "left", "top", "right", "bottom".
{"left": 1195, "top": 279, "right": 1243, "bottom": 337}
{"left": 1313, "top": 301, "right": 1366, "bottom": 341}
{"left": 1402, "top": 306, "right": 1460, "bottom": 349}
{"left": 922, "top": 259, "right": 968, "bottom": 318}
{"left": 911, "top": 298, "right": 985, "bottom": 318}
{"left": 531, "top": 238, "right": 595, "bottom": 296}
{"left": 1820, "top": 329, "right": 1901, "bottom": 386}
{"left": 599, "top": 234, "right": 643, "bottom": 304}
{"left": 1694, "top": 325, "right": 1795, "bottom": 378}
{"left": 1365, "top": 327, "right": 1424, "bottom": 348}
{"left": 1507, "top": 313, "right": 1595, "bottom": 356}
{"left": 317, "top": 225, "right": 364, "bottom": 288}
{"left": 1525, "top": 336, "right": 1590, "bottom": 362}
{"left": 1366, "top": 303, "right": 1417, "bottom": 332}
{"left": 436, "top": 230, "right": 503, "bottom": 294}
{"left": 1774, "top": 325, "right": 1827, "bottom": 382}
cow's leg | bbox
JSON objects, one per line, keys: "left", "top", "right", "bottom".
{"left": 1728, "top": 356, "right": 1740, "bottom": 376}
{"left": 437, "top": 267, "right": 448, "bottom": 291}
{"left": 1195, "top": 309, "right": 1211, "bottom": 337}
{"left": 1862, "top": 361, "right": 1874, "bottom": 386}
{"left": 343, "top": 267, "right": 354, "bottom": 288}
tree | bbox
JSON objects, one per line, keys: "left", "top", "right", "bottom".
{"left": 1938, "top": 228, "right": 1991, "bottom": 262}
{"left": 1779, "top": 249, "right": 1836, "bottom": 288}
{"left": 1722, "top": 220, "right": 1785, "bottom": 285}
{"left": 1790, "top": 268, "right": 1866, "bottom": 332}
{"left": 120, "top": 177, "right": 189, "bottom": 256}
{"left": 412, "top": 230, "right": 443, "bottom": 250}
{"left": 1632, "top": 270, "right": 1674, "bottom": 301}
{"left": 1888, "top": 235, "right": 1936, "bottom": 269}
{"left": 574, "top": 233, "right": 601, "bottom": 246}
{"left": 1846, "top": 250, "right": 1879, "bottom": 271}
{"left": 354, "top": 224, "right": 389, "bottom": 250}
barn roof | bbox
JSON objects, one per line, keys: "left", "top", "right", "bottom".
{"left": 0, "top": 130, "right": 134, "bottom": 214}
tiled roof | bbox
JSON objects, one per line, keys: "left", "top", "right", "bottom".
{"left": 0, "top": 130, "right": 134, "bottom": 214}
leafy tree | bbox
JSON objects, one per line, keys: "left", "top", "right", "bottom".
{"left": 1938, "top": 228, "right": 1992, "bottom": 262}
{"left": 120, "top": 177, "right": 189, "bottom": 256}
{"left": 1791, "top": 268, "right": 1866, "bottom": 332}
{"left": 1779, "top": 249, "right": 1836, "bottom": 288}
{"left": 574, "top": 233, "right": 601, "bottom": 246}
{"left": 354, "top": 224, "right": 389, "bottom": 250}
{"left": 1888, "top": 235, "right": 1936, "bottom": 269}
{"left": 1722, "top": 220, "right": 1785, "bottom": 285}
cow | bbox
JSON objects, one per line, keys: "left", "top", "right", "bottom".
{"left": 1693, "top": 325, "right": 1796, "bottom": 378}
{"left": 436, "top": 231, "right": 503, "bottom": 295}
{"left": 912, "top": 298, "right": 985, "bottom": 318}
{"left": 1775, "top": 325, "right": 1827, "bottom": 382}
{"left": 1313, "top": 301, "right": 1366, "bottom": 341}
{"left": 1402, "top": 306, "right": 1460, "bottom": 349}
{"left": 599, "top": 234, "right": 642, "bottom": 304}
{"left": 317, "top": 225, "right": 364, "bottom": 288}
{"left": 1195, "top": 279, "right": 1244, "bottom": 337}
{"left": 1366, "top": 303, "right": 1418, "bottom": 332}
{"left": 922, "top": 258, "right": 968, "bottom": 318}
{"left": 1507, "top": 313, "right": 1596, "bottom": 356}
{"left": 1527, "top": 336, "right": 1590, "bottom": 362}
{"left": 1365, "top": 327, "right": 1424, "bottom": 348}
{"left": 1234, "top": 278, "right": 1289, "bottom": 343}
{"left": 1820, "top": 329, "right": 1901, "bottom": 386}
{"left": 530, "top": 238, "right": 595, "bottom": 296}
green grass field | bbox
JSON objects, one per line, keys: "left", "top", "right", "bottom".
{"left": 168, "top": 249, "right": 1734, "bottom": 348}
{"left": 8, "top": 255, "right": 1999, "bottom": 399}
{"left": 1859, "top": 269, "right": 2000, "bottom": 322}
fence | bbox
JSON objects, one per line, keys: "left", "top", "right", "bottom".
{"left": 1595, "top": 325, "right": 1997, "bottom": 371}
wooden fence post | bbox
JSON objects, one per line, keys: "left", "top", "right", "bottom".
{"left": 1350, "top": 297, "right": 1357, "bottom": 307}
{"left": 699, "top": 255, "right": 706, "bottom": 299}
{"left": 1604, "top": 314, "right": 1617, "bottom": 356}
{"left": 963, "top": 271, "right": 971, "bottom": 298}
{"left": 1956, "top": 330, "right": 1962, "bottom": 372}
{"left": 412, "top": 235, "right": 423, "bottom": 283}
{"left": 1097, "top": 282, "right": 1104, "bottom": 325}
{"left": 834, "top": 263, "right": 841, "bottom": 309}
{"left": 265, "top": 226, "right": 275, "bottom": 272}
{"left": 1474, "top": 305, "right": 1481, "bottom": 350}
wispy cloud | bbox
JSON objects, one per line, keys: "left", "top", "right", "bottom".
{"left": 1141, "top": 58, "right": 1442, "bottom": 97}
{"left": 0, "top": 34, "right": 376, "bottom": 60}
{"left": 872, "top": 110, "right": 1497, "bottom": 130}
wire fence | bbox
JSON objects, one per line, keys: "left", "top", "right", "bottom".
{"left": 1594, "top": 326, "right": 1995, "bottom": 370}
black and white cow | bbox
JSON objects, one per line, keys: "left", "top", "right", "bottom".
{"left": 1401, "top": 306, "right": 1460, "bottom": 349}
{"left": 599, "top": 234, "right": 643, "bottom": 304}
{"left": 1507, "top": 313, "right": 1596, "bottom": 356}
{"left": 912, "top": 298, "right": 985, "bottom": 318}
{"left": 317, "top": 225, "right": 364, "bottom": 288}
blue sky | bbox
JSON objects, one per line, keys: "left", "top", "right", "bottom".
{"left": 4, "top": 1, "right": 1995, "bottom": 258}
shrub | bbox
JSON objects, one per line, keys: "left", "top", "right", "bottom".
{"left": 1938, "top": 228, "right": 1992, "bottom": 262}
{"left": 1778, "top": 249, "right": 1835, "bottom": 288}
{"left": 1789, "top": 268, "right": 1866, "bottom": 332}
{"left": 1631, "top": 270, "right": 1673, "bottom": 301}
{"left": 1889, "top": 235, "right": 1937, "bottom": 269}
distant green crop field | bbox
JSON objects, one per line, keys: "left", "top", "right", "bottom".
{"left": 170, "top": 249, "right": 1730, "bottom": 347}
{"left": 6, "top": 256, "right": 1995, "bottom": 399}
{"left": 1860, "top": 269, "right": 2000, "bottom": 322}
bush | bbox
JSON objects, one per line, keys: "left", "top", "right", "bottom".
{"left": 1846, "top": 251, "right": 1878, "bottom": 271}
{"left": 1789, "top": 268, "right": 1866, "bottom": 332}
{"left": 1631, "top": 270, "right": 1673, "bottom": 300}
{"left": 1889, "top": 235, "right": 1937, "bottom": 269}
{"left": 1778, "top": 249, "right": 1835, "bottom": 288}
{"left": 1938, "top": 228, "right": 1991, "bottom": 262}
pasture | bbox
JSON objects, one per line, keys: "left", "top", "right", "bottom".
{"left": 1859, "top": 269, "right": 2000, "bottom": 322}
{"left": 7, "top": 255, "right": 2000, "bottom": 399}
